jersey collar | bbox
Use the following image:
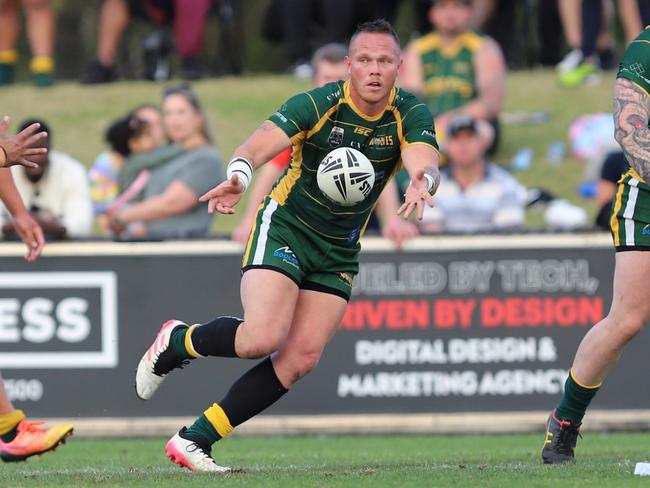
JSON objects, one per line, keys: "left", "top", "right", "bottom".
{"left": 343, "top": 80, "right": 397, "bottom": 122}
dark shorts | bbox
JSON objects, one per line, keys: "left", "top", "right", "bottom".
{"left": 241, "top": 197, "right": 359, "bottom": 301}
{"left": 610, "top": 168, "right": 650, "bottom": 251}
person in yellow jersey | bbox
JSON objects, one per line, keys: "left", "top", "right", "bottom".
{"left": 400, "top": 0, "right": 505, "bottom": 152}
{"left": 0, "top": 116, "right": 73, "bottom": 462}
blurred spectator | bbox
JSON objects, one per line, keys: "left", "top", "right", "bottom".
{"left": 400, "top": 0, "right": 506, "bottom": 153}
{"left": 80, "top": 0, "right": 239, "bottom": 84}
{"left": 0, "top": 119, "right": 93, "bottom": 239}
{"left": 0, "top": 0, "right": 56, "bottom": 86}
{"left": 559, "top": 0, "right": 650, "bottom": 87}
{"left": 421, "top": 116, "right": 526, "bottom": 233}
{"left": 90, "top": 104, "right": 183, "bottom": 234}
{"left": 595, "top": 151, "right": 626, "bottom": 229}
{"left": 108, "top": 84, "right": 223, "bottom": 239}
{"left": 281, "top": 0, "right": 358, "bottom": 78}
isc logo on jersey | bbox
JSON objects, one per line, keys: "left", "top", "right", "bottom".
{"left": 317, "top": 147, "right": 375, "bottom": 206}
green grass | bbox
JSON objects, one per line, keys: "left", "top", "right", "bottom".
{"left": 3, "top": 433, "right": 650, "bottom": 487}
{"left": 0, "top": 70, "right": 617, "bottom": 233}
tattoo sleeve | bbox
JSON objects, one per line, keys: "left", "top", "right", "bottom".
{"left": 613, "top": 78, "right": 650, "bottom": 181}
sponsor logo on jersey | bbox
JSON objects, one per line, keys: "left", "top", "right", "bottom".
{"left": 339, "top": 272, "right": 354, "bottom": 287}
{"left": 421, "top": 129, "right": 435, "bottom": 138}
{"left": 273, "top": 246, "right": 300, "bottom": 269}
{"left": 642, "top": 224, "right": 650, "bottom": 236}
{"left": 328, "top": 126, "right": 344, "bottom": 147}
{"left": 370, "top": 135, "right": 395, "bottom": 147}
{"left": 354, "top": 126, "right": 372, "bottom": 136}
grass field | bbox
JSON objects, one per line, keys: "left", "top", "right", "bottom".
{"left": 3, "top": 433, "right": 650, "bottom": 487}
{"left": 0, "top": 70, "right": 617, "bottom": 233}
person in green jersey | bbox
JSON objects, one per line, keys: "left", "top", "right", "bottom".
{"left": 135, "top": 19, "right": 440, "bottom": 473}
{"left": 400, "top": 0, "right": 505, "bottom": 152}
{"left": 542, "top": 26, "right": 650, "bottom": 464}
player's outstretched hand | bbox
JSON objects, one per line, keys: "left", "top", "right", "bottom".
{"left": 199, "top": 174, "right": 245, "bottom": 214}
{"left": 0, "top": 116, "right": 47, "bottom": 169}
{"left": 397, "top": 169, "right": 434, "bottom": 221}
{"left": 11, "top": 212, "right": 45, "bottom": 262}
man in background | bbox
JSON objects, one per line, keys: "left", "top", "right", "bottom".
{"left": 400, "top": 0, "right": 506, "bottom": 152}
{"left": 0, "top": 119, "right": 93, "bottom": 240}
{"left": 420, "top": 115, "right": 525, "bottom": 233}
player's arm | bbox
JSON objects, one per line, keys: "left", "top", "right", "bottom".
{"left": 613, "top": 78, "right": 650, "bottom": 182}
{"left": 398, "top": 144, "right": 441, "bottom": 221}
{"left": 0, "top": 169, "right": 44, "bottom": 261}
{"left": 232, "top": 121, "right": 292, "bottom": 171}
{"left": 200, "top": 122, "right": 292, "bottom": 215}
{"left": 459, "top": 37, "right": 505, "bottom": 120}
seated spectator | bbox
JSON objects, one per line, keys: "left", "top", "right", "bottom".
{"left": 421, "top": 115, "right": 526, "bottom": 233}
{"left": 0, "top": 0, "right": 55, "bottom": 86}
{"left": 595, "top": 151, "right": 626, "bottom": 229}
{"left": 89, "top": 104, "right": 181, "bottom": 234}
{"left": 107, "top": 84, "right": 223, "bottom": 239}
{"left": 400, "top": 0, "right": 506, "bottom": 153}
{"left": 0, "top": 119, "right": 93, "bottom": 239}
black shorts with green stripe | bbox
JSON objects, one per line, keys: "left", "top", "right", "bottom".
{"left": 610, "top": 169, "right": 650, "bottom": 251}
{"left": 242, "top": 197, "right": 359, "bottom": 301}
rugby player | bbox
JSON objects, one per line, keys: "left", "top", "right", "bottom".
{"left": 542, "top": 26, "right": 650, "bottom": 464}
{"left": 0, "top": 117, "right": 73, "bottom": 462}
{"left": 231, "top": 42, "right": 419, "bottom": 249}
{"left": 135, "top": 19, "right": 440, "bottom": 472}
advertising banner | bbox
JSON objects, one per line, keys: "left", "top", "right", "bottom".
{"left": 0, "top": 237, "right": 645, "bottom": 418}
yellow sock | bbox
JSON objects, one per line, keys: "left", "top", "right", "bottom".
{"left": 0, "top": 50, "right": 18, "bottom": 65}
{"left": 0, "top": 409, "right": 25, "bottom": 436}
{"left": 203, "top": 403, "right": 233, "bottom": 439}
{"left": 30, "top": 56, "right": 54, "bottom": 74}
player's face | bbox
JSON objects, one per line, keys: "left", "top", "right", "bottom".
{"left": 446, "top": 130, "right": 486, "bottom": 166}
{"left": 163, "top": 94, "right": 204, "bottom": 145}
{"left": 135, "top": 106, "right": 165, "bottom": 147}
{"left": 347, "top": 32, "right": 401, "bottom": 106}
{"left": 313, "top": 60, "right": 348, "bottom": 87}
{"left": 430, "top": 1, "right": 472, "bottom": 36}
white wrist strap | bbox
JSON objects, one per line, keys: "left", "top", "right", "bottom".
{"left": 423, "top": 174, "right": 434, "bottom": 193}
{"left": 226, "top": 157, "right": 253, "bottom": 192}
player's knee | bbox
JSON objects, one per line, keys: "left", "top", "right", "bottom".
{"left": 236, "top": 320, "right": 289, "bottom": 358}
{"left": 290, "top": 350, "right": 322, "bottom": 381}
{"left": 614, "top": 315, "right": 646, "bottom": 343}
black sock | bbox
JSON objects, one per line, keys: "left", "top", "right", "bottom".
{"left": 221, "top": 357, "right": 288, "bottom": 427}
{"left": 185, "top": 357, "right": 288, "bottom": 446}
{"left": 190, "top": 316, "right": 242, "bottom": 358}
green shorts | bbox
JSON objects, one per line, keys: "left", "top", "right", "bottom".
{"left": 242, "top": 197, "right": 359, "bottom": 301}
{"left": 610, "top": 168, "right": 650, "bottom": 251}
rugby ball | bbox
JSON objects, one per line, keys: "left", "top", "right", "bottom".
{"left": 317, "top": 147, "right": 375, "bottom": 206}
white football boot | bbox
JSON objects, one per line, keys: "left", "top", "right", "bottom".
{"left": 135, "top": 319, "right": 189, "bottom": 400}
{"left": 165, "top": 429, "right": 230, "bottom": 473}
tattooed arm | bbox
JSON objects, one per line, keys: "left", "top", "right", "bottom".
{"left": 613, "top": 78, "right": 650, "bottom": 181}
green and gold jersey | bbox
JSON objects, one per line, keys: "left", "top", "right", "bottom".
{"left": 617, "top": 26, "right": 650, "bottom": 180}
{"left": 412, "top": 30, "right": 483, "bottom": 116}
{"left": 267, "top": 79, "right": 438, "bottom": 244}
